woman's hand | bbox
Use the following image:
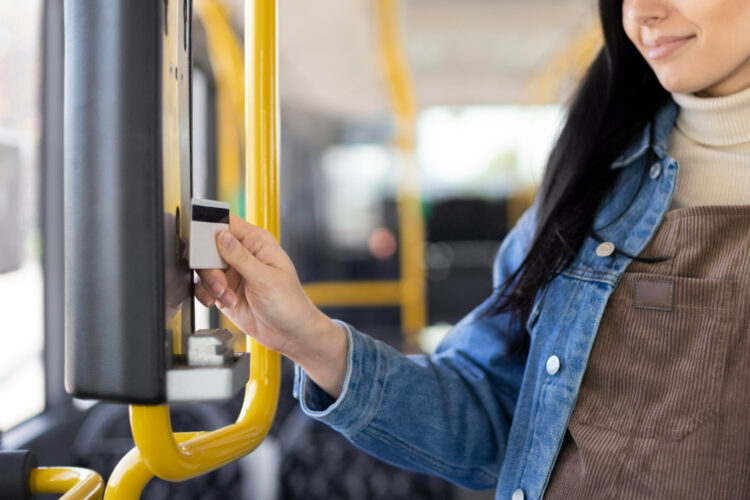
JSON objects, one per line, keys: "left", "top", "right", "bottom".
{"left": 195, "top": 215, "right": 348, "bottom": 397}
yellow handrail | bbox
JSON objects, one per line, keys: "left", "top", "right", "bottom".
{"left": 129, "top": 0, "right": 280, "bottom": 480}
{"left": 30, "top": 467, "right": 104, "bottom": 500}
{"left": 103, "top": 448, "right": 154, "bottom": 499}
{"left": 104, "top": 433, "right": 198, "bottom": 499}
{"left": 304, "top": 280, "right": 402, "bottom": 307}
{"left": 376, "top": 0, "right": 426, "bottom": 342}
{"left": 105, "top": 0, "right": 281, "bottom": 493}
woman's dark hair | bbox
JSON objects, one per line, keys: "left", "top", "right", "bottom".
{"left": 493, "top": 1, "right": 671, "bottom": 357}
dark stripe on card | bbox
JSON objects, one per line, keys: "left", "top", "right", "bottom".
{"left": 192, "top": 205, "right": 229, "bottom": 224}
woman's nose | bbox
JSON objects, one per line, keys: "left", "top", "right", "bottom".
{"left": 625, "top": 0, "right": 669, "bottom": 26}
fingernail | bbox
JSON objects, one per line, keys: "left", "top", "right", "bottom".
{"left": 219, "top": 291, "right": 238, "bottom": 309}
{"left": 218, "top": 230, "right": 235, "bottom": 249}
{"left": 207, "top": 278, "right": 224, "bottom": 298}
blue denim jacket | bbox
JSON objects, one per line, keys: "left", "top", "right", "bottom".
{"left": 294, "top": 100, "right": 681, "bottom": 499}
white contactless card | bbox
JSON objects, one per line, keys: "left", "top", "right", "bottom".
{"left": 189, "top": 198, "right": 230, "bottom": 269}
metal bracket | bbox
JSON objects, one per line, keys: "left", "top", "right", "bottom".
{"left": 166, "top": 329, "right": 249, "bottom": 402}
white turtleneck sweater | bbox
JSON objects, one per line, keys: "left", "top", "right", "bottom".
{"left": 667, "top": 86, "right": 750, "bottom": 209}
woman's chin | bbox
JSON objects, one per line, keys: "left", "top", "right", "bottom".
{"left": 654, "top": 71, "right": 708, "bottom": 95}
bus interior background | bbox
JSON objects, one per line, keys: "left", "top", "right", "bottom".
{"left": 0, "top": 0, "right": 599, "bottom": 498}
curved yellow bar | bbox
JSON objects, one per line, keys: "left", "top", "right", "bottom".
{"left": 29, "top": 467, "right": 104, "bottom": 500}
{"left": 125, "top": 0, "right": 281, "bottom": 484}
{"left": 376, "top": 0, "right": 427, "bottom": 341}
{"left": 130, "top": 338, "right": 279, "bottom": 480}
{"left": 103, "top": 433, "right": 198, "bottom": 499}
{"left": 102, "top": 448, "right": 154, "bottom": 500}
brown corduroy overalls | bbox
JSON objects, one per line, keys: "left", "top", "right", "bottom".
{"left": 545, "top": 206, "right": 750, "bottom": 498}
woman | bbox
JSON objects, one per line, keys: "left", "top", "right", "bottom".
{"left": 196, "top": 0, "right": 750, "bottom": 497}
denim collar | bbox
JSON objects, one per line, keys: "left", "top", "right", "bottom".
{"left": 610, "top": 98, "right": 679, "bottom": 170}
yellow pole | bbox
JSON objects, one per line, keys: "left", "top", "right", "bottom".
{"left": 112, "top": 0, "right": 281, "bottom": 486}
{"left": 29, "top": 467, "right": 104, "bottom": 500}
{"left": 245, "top": 0, "right": 280, "bottom": 236}
{"left": 376, "top": 0, "right": 426, "bottom": 342}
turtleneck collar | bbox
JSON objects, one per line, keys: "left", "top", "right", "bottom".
{"left": 671, "top": 85, "right": 750, "bottom": 147}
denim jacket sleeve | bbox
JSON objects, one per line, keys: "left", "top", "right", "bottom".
{"left": 293, "top": 202, "right": 539, "bottom": 490}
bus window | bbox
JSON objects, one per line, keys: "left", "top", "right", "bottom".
{"left": 0, "top": 0, "right": 45, "bottom": 431}
{"left": 418, "top": 106, "right": 563, "bottom": 199}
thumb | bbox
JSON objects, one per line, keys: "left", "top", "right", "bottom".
{"left": 216, "top": 229, "right": 268, "bottom": 283}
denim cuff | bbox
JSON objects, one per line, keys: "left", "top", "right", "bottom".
{"left": 293, "top": 320, "right": 388, "bottom": 436}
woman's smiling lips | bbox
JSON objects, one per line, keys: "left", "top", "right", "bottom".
{"left": 644, "top": 35, "right": 697, "bottom": 60}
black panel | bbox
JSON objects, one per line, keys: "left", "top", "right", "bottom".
{"left": 64, "top": 0, "right": 166, "bottom": 403}
{"left": 0, "top": 450, "right": 36, "bottom": 500}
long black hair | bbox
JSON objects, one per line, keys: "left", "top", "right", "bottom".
{"left": 493, "top": 0, "right": 671, "bottom": 357}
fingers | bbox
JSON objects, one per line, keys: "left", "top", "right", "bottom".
{"left": 196, "top": 216, "right": 288, "bottom": 310}
{"left": 194, "top": 282, "right": 216, "bottom": 308}
{"left": 227, "top": 214, "right": 268, "bottom": 242}
{"left": 197, "top": 269, "right": 227, "bottom": 296}
{"left": 216, "top": 229, "right": 271, "bottom": 285}
{"left": 196, "top": 268, "right": 238, "bottom": 308}
{"left": 224, "top": 266, "right": 243, "bottom": 292}
{"left": 226, "top": 215, "right": 291, "bottom": 270}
